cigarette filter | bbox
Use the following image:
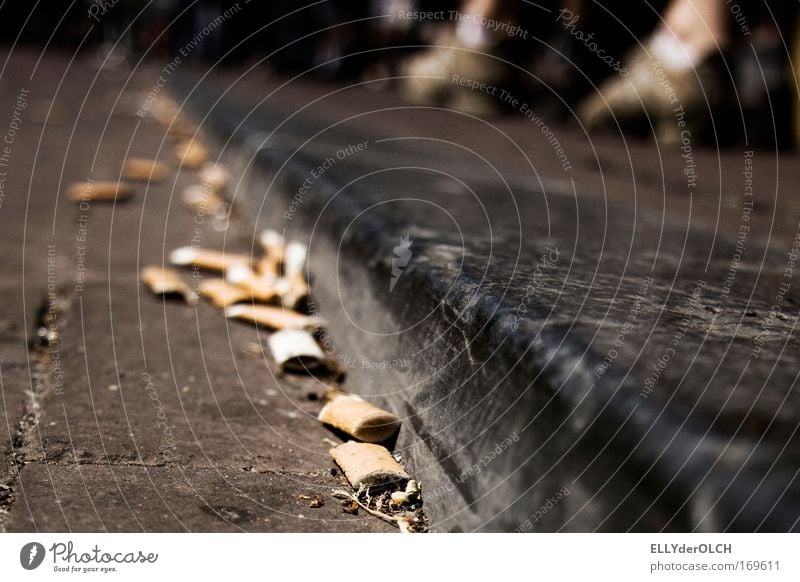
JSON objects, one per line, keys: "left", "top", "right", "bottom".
{"left": 318, "top": 392, "right": 400, "bottom": 443}
{"left": 68, "top": 181, "right": 134, "bottom": 203}
{"left": 140, "top": 266, "right": 197, "bottom": 304}
{"left": 122, "top": 158, "right": 169, "bottom": 182}
{"left": 169, "top": 246, "right": 251, "bottom": 273}
{"left": 198, "top": 278, "right": 250, "bottom": 308}
{"left": 267, "top": 329, "right": 326, "bottom": 373}
{"left": 226, "top": 265, "right": 279, "bottom": 302}
{"left": 330, "top": 441, "right": 409, "bottom": 490}
{"left": 224, "top": 304, "right": 324, "bottom": 331}
{"left": 176, "top": 139, "right": 208, "bottom": 169}
{"left": 199, "top": 163, "right": 230, "bottom": 192}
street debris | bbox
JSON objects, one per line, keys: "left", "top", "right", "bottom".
{"left": 299, "top": 494, "right": 325, "bottom": 509}
{"left": 169, "top": 246, "right": 252, "bottom": 273}
{"left": 319, "top": 391, "right": 400, "bottom": 443}
{"left": 267, "top": 329, "right": 327, "bottom": 373}
{"left": 330, "top": 441, "right": 409, "bottom": 490}
{"left": 122, "top": 158, "right": 169, "bottom": 182}
{"left": 224, "top": 304, "right": 323, "bottom": 332}
{"left": 68, "top": 180, "right": 133, "bottom": 203}
{"left": 199, "top": 163, "right": 231, "bottom": 192}
{"left": 198, "top": 278, "right": 251, "bottom": 308}
{"left": 176, "top": 138, "right": 208, "bottom": 169}
{"left": 130, "top": 129, "right": 427, "bottom": 533}
{"left": 140, "top": 266, "right": 198, "bottom": 304}
{"left": 226, "top": 264, "right": 279, "bottom": 302}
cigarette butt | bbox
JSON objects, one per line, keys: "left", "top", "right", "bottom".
{"left": 181, "top": 184, "right": 226, "bottom": 215}
{"left": 176, "top": 139, "right": 208, "bottom": 169}
{"left": 225, "top": 304, "right": 324, "bottom": 331}
{"left": 280, "top": 272, "right": 310, "bottom": 310}
{"left": 140, "top": 266, "right": 198, "bottom": 304}
{"left": 123, "top": 158, "right": 169, "bottom": 182}
{"left": 199, "top": 163, "right": 230, "bottom": 192}
{"left": 170, "top": 246, "right": 251, "bottom": 273}
{"left": 259, "top": 229, "right": 285, "bottom": 272}
{"left": 330, "top": 442, "right": 409, "bottom": 490}
{"left": 198, "top": 278, "right": 250, "bottom": 308}
{"left": 226, "top": 265, "right": 279, "bottom": 302}
{"left": 68, "top": 181, "right": 134, "bottom": 203}
{"left": 283, "top": 242, "right": 307, "bottom": 276}
{"left": 267, "top": 329, "right": 326, "bottom": 373}
{"left": 318, "top": 392, "right": 400, "bottom": 443}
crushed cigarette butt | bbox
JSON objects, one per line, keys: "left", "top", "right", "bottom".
{"left": 68, "top": 181, "right": 134, "bottom": 203}
{"left": 169, "top": 246, "right": 251, "bottom": 273}
{"left": 225, "top": 304, "right": 325, "bottom": 331}
{"left": 267, "top": 329, "right": 326, "bottom": 373}
{"left": 330, "top": 441, "right": 409, "bottom": 490}
{"left": 319, "top": 392, "right": 400, "bottom": 443}
{"left": 140, "top": 266, "right": 198, "bottom": 304}
{"left": 198, "top": 278, "right": 251, "bottom": 308}
{"left": 123, "top": 158, "right": 169, "bottom": 182}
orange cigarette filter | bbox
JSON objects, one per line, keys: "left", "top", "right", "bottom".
{"left": 226, "top": 265, "right": 279, "bottom": 303}
{"left": 140, "top": 266, "right": 197, "bottom": 304}
{"left": 319, "top": 392, "right": 400, "bottom": 443}
{"left": 123, "top": 158, "right": 169, "bottom": 182}
{"left": 198, "top": 278, "right": 251, "bottom": 308}
{"left": 330, "top": 442, "right": 409, "bottom": 490}
{"left": 68, "top": 181, "right": 134, "bottom": 203}
{"left": 169, "top": 246, "right": 251, "bottom": 273}
{"left": 175, "top": 139, "right": 208, "bottom": 169}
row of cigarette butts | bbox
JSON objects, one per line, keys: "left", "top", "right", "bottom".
{"left": 140, "top": 229, "right": 329, "bottom": 375}
{"left": 141, "top": 234, "right": 424, "bottom": 529}
{"left": 129, "top": 101, "right": 425, "bottom": 531}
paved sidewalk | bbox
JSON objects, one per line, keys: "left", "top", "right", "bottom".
{"left": 0, "top": 50, "right": 391, "bottom": 532}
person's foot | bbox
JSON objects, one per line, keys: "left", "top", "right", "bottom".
{"left": 399, "top": 31, "right": 506, "bottom": 115}
{"left": 576, "top": 42, "right": 720, "bottom": 141}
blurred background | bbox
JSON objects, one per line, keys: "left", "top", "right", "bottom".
{"left": 2, "top": 0, "right": 798, "bottom": 149}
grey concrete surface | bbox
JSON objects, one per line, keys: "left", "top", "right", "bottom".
{"left": 0, "top": 50, "right": 391, "bottom": 532}
{"left": 170, "top": 65, "right": 800, "bottom": 532}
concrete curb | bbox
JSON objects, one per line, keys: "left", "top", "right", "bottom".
{"left": 171, "top": 74, "right": 800, "bottom": 532}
